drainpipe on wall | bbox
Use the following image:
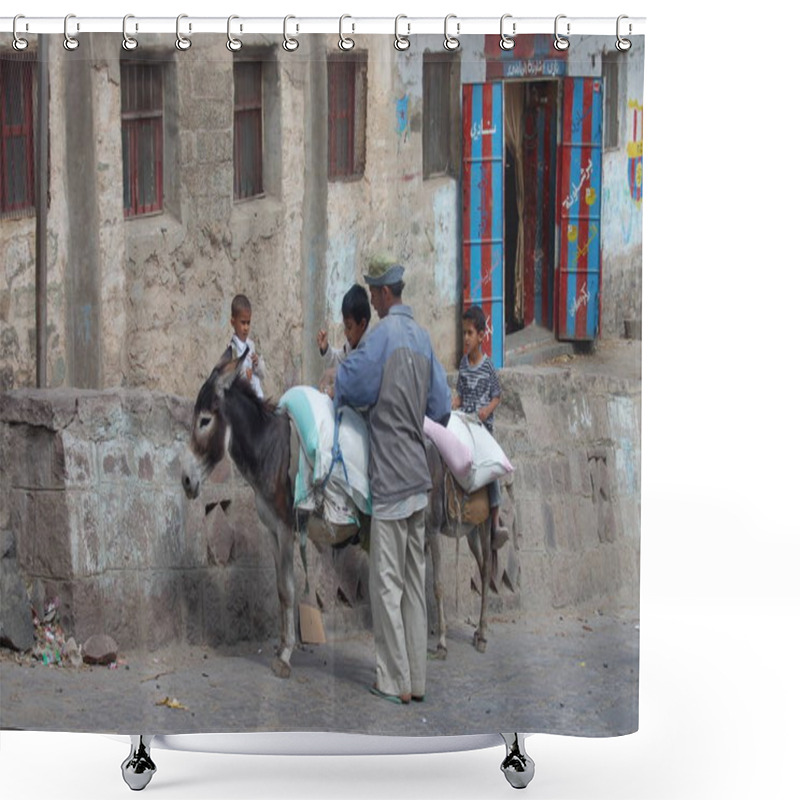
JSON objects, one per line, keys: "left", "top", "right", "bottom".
{"left": 35, "top": 36, "right": 49, "bottom": 388}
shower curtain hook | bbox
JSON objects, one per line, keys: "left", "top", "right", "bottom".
{"left": 122, "top": 14, "right": 139, "bottom": 51}
{"left": 339, "top": 14, "right": 355, "bottom": 51}
{"left": 175, "top": 13, "right": 192, "bottom": 51}
{"left": 227, "top": 15, "right": 243, "bottom": 51}
{"left": 283, "top": 15, "right": 299, "bottom": 51}
{"left": 63, "top": 13, "right": 80, "bottom": 51}
{"left": 12, "top": 15, "right": 29, "bottom": 51}
{"left": 444, "top": 14, "right": 460, "bottom": 51}
{"left": 500, "top": 14, "right": 516, "bottom": 50}
{"left": 394, "top": 15, "right": 410, "bottom": 51}
{"left": 616, "top": 15, "right": 632, "bottom": 51}
{"left": 554, "top": 14, "right": 569, "bottom": 51}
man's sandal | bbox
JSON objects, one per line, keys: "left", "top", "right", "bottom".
{"left": 370, "top": 684, "right": 411, "bottom": 705}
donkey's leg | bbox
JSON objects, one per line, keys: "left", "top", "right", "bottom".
{"left": 472, "top": 522, "right": 492, "bottom": 653}
{"left": 270, "top": 520, "right": 296, "bottom": 678}
{"left": 426, "top": 529, "right": 448, "bottom": 659}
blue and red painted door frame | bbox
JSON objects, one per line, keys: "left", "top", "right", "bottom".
{"left": 461, "top": 81, "right": 504, "bottom": 368}
{"left": 556, "top": 77, "right": 604, "bottom": 341}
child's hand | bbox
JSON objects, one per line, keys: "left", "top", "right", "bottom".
{"left": 317, "top": 329, "right": 329, "bottom": 354}
{"left": 251, "top": 352, "right": 259, "bottom": 369}
{"left": 477, "top": 406, "right": 489, "bottom": 422}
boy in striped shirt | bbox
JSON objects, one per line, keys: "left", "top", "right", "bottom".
{"left": 453, "top": 306, "right": 510, "bottom": 549}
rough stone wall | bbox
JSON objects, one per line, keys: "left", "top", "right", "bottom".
{"left": 1, "top": 365, "right": 639, "bottom": 651}
{"left": 0, "top": 389, "right": 271, "bottom": 651}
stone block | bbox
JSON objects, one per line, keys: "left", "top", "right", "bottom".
{"left": 179, "top": 570, "right": 205, "bottom": 645}
{"left": 71, "top": 492, "right": 104, "bottom": 576}
{"left": 137, "top": 491, "right": 186, "bottom": 569}
{"left": 33, "top": 491, "right": 74, "bottom": 578}
{"left": 137, "top": 450, "right": 155, "bottom": 481}
{"left": 75, "top": 392, "right": 125, "bottom": 438}
{"left": 233, "top": 519, "right": 269, "bottom": 565}
{"left": 209, "top": 458, "right": 232, "bottom": 484}
{"left": 221, "top": 567, "right": 269, "bottom": 644}
{"left": 0, "top": 389, "right": 79, "bottom": 430}
{"left": 550, "top": 456, "right": 572, "bottom": 494}
{"left": 181, "top": 495, "right": 209, "bottom": 569}
{"left": 101, "top": 491, "right": 148, "bottom": 571}
{"left": 205, "top": 504, "right": 234, "bottom": 566}
{"left": 552, "top": 501, "right": 580, "bottom": 552}
{"left": 99, "top": 441, "right": 133, "bottom": 480}
{"left": 82, "top": 633, "right": 118, "bottom": 665}
{"left": 8, "top": 490, "right": 34, "bottom": 571}
{"left": 569, "top": 450, "right": 593, "bottom": 498}
{"left": 197, "top": 130, "right": 233, "bottom": 165}
{"left": 574, "top": 500, "right": 599, "bottom": 550}
{"left": 4, "top": 426, "right": 62, "bottom": 489}
{"left": 60, "top": 431, "right": 95, "bottom": 487}
{"left": 57, "top": 578, "right": 103, "bottom": 644}
{"left": 201, "top": 570, "right": 229, "bottom": 646}
{"left": 142, "top": 572, "right": 183, "bottom": 651}
{"left": 0, "top": 554, "right": 35, "bottom": 651}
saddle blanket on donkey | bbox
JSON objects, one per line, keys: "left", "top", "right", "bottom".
{"left": 278, "top": 387, "right": 514, "bottom": 536}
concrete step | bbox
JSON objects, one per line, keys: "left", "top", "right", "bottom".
{"left": 504, "top": 340, "right": 574, "bottom": 368}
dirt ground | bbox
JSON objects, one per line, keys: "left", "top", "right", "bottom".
{"left": 0, "top": 607, "right": 638, "bottom": 738}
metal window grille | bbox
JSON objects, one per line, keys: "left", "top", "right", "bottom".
{"left": 234, "top": 60, "right": 264, "bottom": 200}
{"left": 327, "top": 54, "right": 367, "bottom": 180}
{"left": 423, "top": 54, "right": 454, "bottom": 178}
{"left": 121, "top": 61, "right": 164, "bottom": 218}
{"left": 0, "top": 53, "right": 36, "bottom": 218}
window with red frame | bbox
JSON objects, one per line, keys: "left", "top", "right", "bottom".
{"left": 121, "top": 61, "right": 164, "bottom": 218}
{"left": 327, "top": 54, "right": 367, "bottom": 180}
{"left": 1, "top": 54, "right": 36, "bottom": 218}
{"left": 234, "top": 61, "right": 264, "bottom": 200}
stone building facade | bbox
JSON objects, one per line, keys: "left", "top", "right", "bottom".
{"left": 0, "top": 32, "right": 643, "bottom": 395}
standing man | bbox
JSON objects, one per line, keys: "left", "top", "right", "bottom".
{"left": 335, "top": 254, "right": 451, "bottom": 705}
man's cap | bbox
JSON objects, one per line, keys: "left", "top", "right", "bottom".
{"left": 364, "top": 253, "right": 405, "bottom": 287}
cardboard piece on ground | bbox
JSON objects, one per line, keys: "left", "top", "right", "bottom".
{"left": 299, "top": 602, "right": 326, "bottom": 644}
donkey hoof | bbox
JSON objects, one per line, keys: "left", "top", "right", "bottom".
{"left": 473, "top": 632, "right": 487, "bottom": 653}
{"left": 271, "top": 657, "right": 292, "bottom": 679}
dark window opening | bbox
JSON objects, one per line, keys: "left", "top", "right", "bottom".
{"left": 327, "top": 54, "right": 367, "bottom": 180}
{"left": 234, "top": 60, "right": 264, "bottom": 200}
{"left": 1, "top": 54, "right": 36, "bottom": 218}
{"left": 121, "top": 60, "right": 164, "bottom": 218}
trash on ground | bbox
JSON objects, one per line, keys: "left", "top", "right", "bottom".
{"left": 155, "top": 697, "right": 189, "bottom": 710}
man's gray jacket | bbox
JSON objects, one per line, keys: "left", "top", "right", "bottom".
{"left": 334, "top": 304, "right": 451, "bottom": 506}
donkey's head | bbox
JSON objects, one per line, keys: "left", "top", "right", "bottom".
{"left": 181, "top": 346, "right": 247, "bottom": 499}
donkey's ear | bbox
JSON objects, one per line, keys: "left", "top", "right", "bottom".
{"left": 212, "top": 345, "right": 236, "bottom": 373}
{"left": 214, "top": 346, "right": 248, "bottom": 395}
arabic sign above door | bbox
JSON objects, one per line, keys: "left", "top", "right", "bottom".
{"left": 484, "top": 34, "right": 568, "bottom": 81}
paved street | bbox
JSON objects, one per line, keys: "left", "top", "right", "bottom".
{"left": 1, "top": 608, "right": 638, "bottom": 737}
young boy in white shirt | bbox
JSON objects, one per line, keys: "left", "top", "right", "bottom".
{"left": 229, "top": 293, "right": 265, "bottom": 400}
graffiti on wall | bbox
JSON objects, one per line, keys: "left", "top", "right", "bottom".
{"left": 627, "top": 100, "right": 643, "bottom": 205}
{"left": 396, "top": 95, "right": 409, "bottom": 142}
